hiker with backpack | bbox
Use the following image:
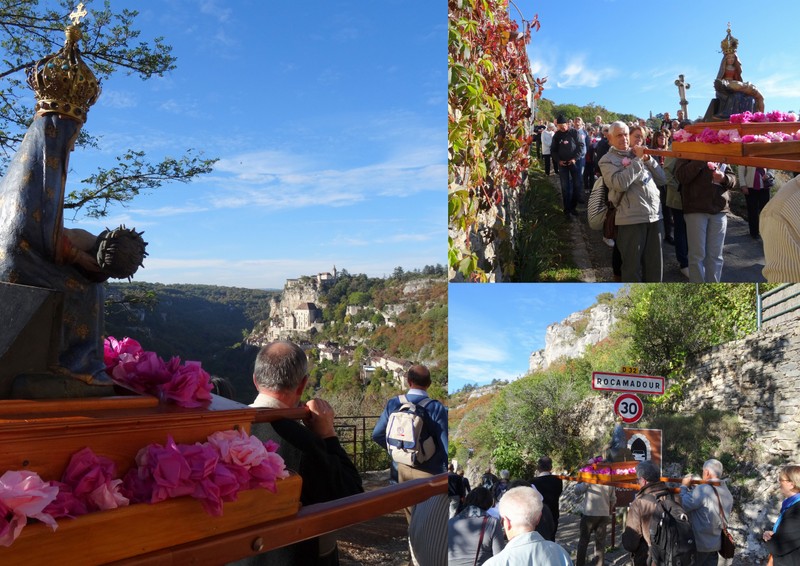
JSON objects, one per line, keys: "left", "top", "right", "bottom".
{"left": 372, "top": 364, "right": 448, "bottom": 522}
{"left": 680, "top": 459, "right": 734, "bottom": 566}
{"left": 622, "top": 460, "right": 681, "bottom": 566}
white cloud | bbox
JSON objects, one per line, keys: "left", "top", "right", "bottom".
{"left": 100, "top": 90, "right": 138, "bottom": 109}
{"left": 556, "top": 56, "right": 618, "bottom": 89}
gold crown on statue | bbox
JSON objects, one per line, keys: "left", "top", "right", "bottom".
{"left": 720, "top": 23, "right": 739, "bottom": 55}
{"left": 26, "top": 3, "right": 100, "bottom": 123}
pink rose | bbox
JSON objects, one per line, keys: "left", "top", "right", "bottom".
{"left": 621, "top": 157, "right": 631, "bottom": 167}
{"left": 104, "top": 336, "right": 144, "bottom": 371}
{"left": 43, "top": 482, "right": 88, "bottom": 519}
{"left": 58, "top": 446, "right": 128, "bottom": 512}
{"left": 207, "top": 429, "right": 269, "bottom": 469}
{"left": 0, "top": 470, "right": 59, "bottom": 545}
{"left": 87, "top": 479, "right": 129, "bottom": 511}
{"left": 161, "top": 361, "right": 213, "bottom": 408}
{"left": 112, "top": 351, "right": 173, "bottom": 394}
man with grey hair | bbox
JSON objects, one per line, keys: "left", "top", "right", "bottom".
{"left": 622, "top": 460, "right": 673, "bottom": 566}
{"left": 244, "top": 340, "right": 363, "bottom": 566}
{"left": 598, "top": 120, "right": 666, "bottom": 282}
{"left": 680, "top": 459, "right": 734, "bottom": 566}
{"left": 484, "top": 486, "right": 573, "bottom": 566}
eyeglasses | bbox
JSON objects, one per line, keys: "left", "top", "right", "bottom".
{"left": 780, "top": 478, "right": 792, "bottom": 483}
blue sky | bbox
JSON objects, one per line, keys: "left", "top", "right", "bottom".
{"left": 61, "top": 1, "right": 444, "bottom": 289}
{"left": 519, "top": 0, "right": 800, "bottom": 121}
{"left": 448, "top": 283, "right": 622, "bottom": 393}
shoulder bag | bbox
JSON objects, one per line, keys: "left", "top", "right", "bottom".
{"left": 713, "top": 486, "right": 736, "bottom": 559}
{"left": 473, "top": 515, "right": 489, "bottom": 566}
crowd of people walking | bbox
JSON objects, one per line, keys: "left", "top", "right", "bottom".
{"left": 531, "top": 112, "right": 795, "bottom": 282}
{"left": 448, "top": 456, "right": 800, "bottom": 566}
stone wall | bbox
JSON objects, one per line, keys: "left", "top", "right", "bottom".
{"left": 678, "top": 320, "right": 800, "bottom": 460}
{"left": 677, "top": 318, "right": 800, "bottom": 563}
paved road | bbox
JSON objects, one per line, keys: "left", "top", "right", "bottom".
{"left": 550, "top": 175, "right": 768, "bottom": 282}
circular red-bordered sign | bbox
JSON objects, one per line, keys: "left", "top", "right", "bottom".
{"left": 614, "top": 393, "right": 644, "bottom": 424}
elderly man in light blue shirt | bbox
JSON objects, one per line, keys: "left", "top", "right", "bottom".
{"left": 680, "top": 459, "right": 734, "bottom": 566}
{"left": 484, "top": 486, "right": 573, "bottom": 566}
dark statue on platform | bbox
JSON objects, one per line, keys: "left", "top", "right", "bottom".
{"left": 704, "top": 24, "right": 765, "bottom": 122}
{"left": 0, "top": 5, "right": 147, "bottom": 398}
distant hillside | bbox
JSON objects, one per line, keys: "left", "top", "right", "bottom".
{"left": 104, "top": 271, "right": 447, "bottom": 408}
{"left": 104, "top": 282, "right": 277, "bottom": 402}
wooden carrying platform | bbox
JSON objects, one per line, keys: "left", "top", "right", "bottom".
{"left": 0, "top": 394, "right": 304, "bottom": 565}
{"left": 653, "top": 121, "right": 800, "bottom": 171}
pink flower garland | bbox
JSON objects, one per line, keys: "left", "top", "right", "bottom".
{"left": 731, "top": 110, "right": 798, "bottom": 124}
{"left": 122, "top": 430, "right": 288, "bottom": 516}
{"left": 0, "top": 430, "right": 288, "bottom": 546}
{"left": 674, "top": 127, "right": 800, "bottom": 144}
{"left": 104, "top": 337, "right": 213, "bottom": 408}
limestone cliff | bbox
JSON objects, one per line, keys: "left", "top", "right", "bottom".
{"left": 528, "top": 303, "right": 616, "bottom": 372}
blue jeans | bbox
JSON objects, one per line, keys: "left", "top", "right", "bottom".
{"left": 558, "top": 162, "right": 582, "bottom": 213}
{"left": 670, "top": 207, "right": 688, "bottom": 268}
{"left": 685, "top": 211, "right": 727, "bottom": 282}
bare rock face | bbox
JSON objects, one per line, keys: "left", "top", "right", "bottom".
{"left": 528, "top": 303, "right": 616, "bottom": 372}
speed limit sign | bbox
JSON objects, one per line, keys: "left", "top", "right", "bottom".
{"left": 614, "top": 393, "right": 644, "bottom": 424}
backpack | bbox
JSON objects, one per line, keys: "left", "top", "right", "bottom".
{"left": 648, "top": 495, "right": 697, "bottom": 566}
{"left": 587, "top": 176, "right": 609, "bottom": 231}
{"left": 385, "top": 395, "right": 436, "bottom": 466}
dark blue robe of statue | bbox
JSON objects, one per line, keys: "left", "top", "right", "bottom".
{"left": 0, "top": 114, "right": 107, "bottom": 382}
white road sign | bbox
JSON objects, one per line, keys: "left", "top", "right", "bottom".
{"left": 592, "top": 371, "right": 665, "bottom": 395}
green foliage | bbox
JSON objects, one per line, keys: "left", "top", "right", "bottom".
{"left": 484, "top": 370, "right": 594, "bottom": 472}
{"left": 448, "top": 0, "right": 538, "bottom": 281}
{"left": 646, "top": 410, "right": 751, "bottom": 476}
{"left": 104, "top": 282, "right": 276, "bottom": 404}
{"left": 67, "top": 149, "right": 217, "bottom": 219}
{"left": 0, "top": 0, "right": 216, "bottom": 215}
{"left": 618, "top": 284, "right": 759, "bottom": 383}
{"left": 537, "top": 99, "right": 643, "bottom": 126}
{"left": 512, "top": 170, "right": 580, "bottom": 281}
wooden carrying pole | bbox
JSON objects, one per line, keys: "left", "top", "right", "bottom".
{"left": 645, "top": 147, "right": 800, "bottom": 173}
{"left": 557, "top": 474, "right": 725, "bottom": 493}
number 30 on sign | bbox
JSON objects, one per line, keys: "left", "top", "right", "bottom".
{"left": 614, "top": 393, "right": 644, "bottom": 424}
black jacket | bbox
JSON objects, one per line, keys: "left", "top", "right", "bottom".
{"left": 552, "top": 128, "right": 584, "bottom": 163}
{"left": 767, "top": 501, "right": 800, "bottom": 566}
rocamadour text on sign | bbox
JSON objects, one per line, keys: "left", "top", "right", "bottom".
{"left": 591, "top": 372, "right": 665, "bottom": 395}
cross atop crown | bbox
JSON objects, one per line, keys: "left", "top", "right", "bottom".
{"left": 69, "top": 3, "right": 87, "bottom": 26}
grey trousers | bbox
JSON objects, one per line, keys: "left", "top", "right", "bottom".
{"left": 616, "top": 220, "right": 664, "bottom": 282}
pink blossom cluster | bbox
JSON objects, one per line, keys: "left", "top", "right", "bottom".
{"left": 104, "top": 337, "right": 213, "bottom": 408}
{"left": 741, "top": 131, "right": 799, "bottom": 143}
{"left": 0, "top": 471, "right": 58, "bottom": 546}
{"left": 0, "top": 430, "right": 288, "bottom": 546}
{"left": 672, "top": 129, "right": 695, "bottom": 142}
{"left": 730, "top": 111, "right": 798, "bottom": 124}
{"left": 44, "top": 447, "right": 129, "bottom": 522}
{"left": 122, "top": 430, "right": 288, "bottom": 516}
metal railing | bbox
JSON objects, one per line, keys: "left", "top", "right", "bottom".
{"left": 334, "top": 414, "right": 390, "bottom": 472}
{"left": 757, "top": 283, "right": 800, "bottom": 329}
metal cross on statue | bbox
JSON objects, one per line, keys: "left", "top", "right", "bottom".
{"left": 675, "top": 74, "right": 691, "bottom": 121}
{"left": 69, "top": 3, "right": 87, "bottom": 26}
